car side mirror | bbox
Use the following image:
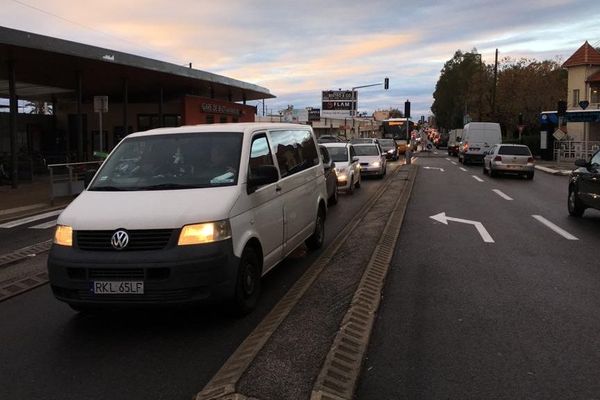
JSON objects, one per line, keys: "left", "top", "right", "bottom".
{"left": 574, "top": 159, "right": 588, "bottom": 168}
{"left": 247, "top": 165, "right": 279, "bottom": 194}
{"left": 352, "top": 156, "right": 359, "bottom": 162}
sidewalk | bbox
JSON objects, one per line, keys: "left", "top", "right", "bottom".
{"left": 0, "top": 176, "right": 72, "bottom": 220}
{"left": 534, "top": 158, "right": 575, "bottom": 176}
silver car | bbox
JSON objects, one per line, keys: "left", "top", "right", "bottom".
{"left": 354, "top": 143, "right": 387, "bottom": 178}
{"left": 321, "top": 142, "right": 362, "bottom": 194}
{"left": 483, "top": 144, "right": 535, "bottom": 179}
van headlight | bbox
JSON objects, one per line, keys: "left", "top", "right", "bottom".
{"left": 54, "top": 225, "right": 73, "bottom": 247}
{"left": 178, "top": 220, "right": 232, "bottom": 245}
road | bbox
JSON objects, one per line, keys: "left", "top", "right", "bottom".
{"left": 0, "top": 162, "right": 400, "bottom": 400}
{"left": 358, "top": 153, "right": 600, "bottom": 399}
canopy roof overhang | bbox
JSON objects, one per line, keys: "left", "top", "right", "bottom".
{"left": 540, "top": 109, "right": 600, "bottom": 124}
{"left": 0, "top": 26, "right": 275, "bottom": 103}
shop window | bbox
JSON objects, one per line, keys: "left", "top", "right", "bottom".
{"left": 138, "top": 114, "right": 160, "bottom": 131}
{"left": 206, "top": 115, "right": 215, "bottom": 124}
{"left": 220, "top": 116, "right": 228, "bottom": 123}
{"left": 592, "top": 88, "right": 600, "bottom": 104}
{"left": 163, "top": 114, "right": 181, "bottom": 127}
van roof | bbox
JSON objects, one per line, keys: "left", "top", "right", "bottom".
{"left": 128, "top": 123, "right": 311, "bottom": 138}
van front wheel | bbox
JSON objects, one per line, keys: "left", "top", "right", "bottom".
{"left": 230, "top": 247, "right": 261, "bottom": 316}
{"left": 306, "top": 208, "right": 325, "bottom": 250}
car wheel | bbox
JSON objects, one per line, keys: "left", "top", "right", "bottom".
{"left": 347, "top": 176, "right": 355, "bottom": 194}
{"left": 568, "top": 188, "right": 585, "bottom": 217}
{"left": 306, "top": 207, "right": 325, "bottom": 250}
{"left": 463, "top": 157, "right": 469, "bottom": 166}
{"left": 329, "top": 186, "right": 338, "bottom": 205}
{"left": 483, "top": 164, "right": 488, "bottom": 175}
{"left": 230, "top": 247, "right": 261, "bottom": 316}
{"left": 526, "top": 172, "right": 534, "bottom": 180}
{"left": 354, "top": 174, "right": 361, "bottom": 189}
{"left": 489, "top": 167, "right": 497, "bottom": 178}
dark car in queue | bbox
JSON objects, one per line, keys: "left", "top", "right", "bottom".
{"left": 319, "top": 145, "right": 338, "bottom": 205}
{"left": 568, "top": 149, "right": 600, "bottom": 217}
{"left": 378, "top": 138, "right": 399, "bottom": 161}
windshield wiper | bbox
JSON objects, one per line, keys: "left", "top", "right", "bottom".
{"left": 88, "top": 186, "right": 131, "bottom": 191}
{"left": 137, "top": 183, "right": 203, "bottom": 190}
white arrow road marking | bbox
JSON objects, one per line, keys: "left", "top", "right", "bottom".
{"left": 0, "top": 209, "right": 64, "bottom": 229}
{"left": 492, "top": 189, "right": 513, "bottom": 201}
{"left": 411, "top": 156, "right": 418, "bottom": 163}
{"left": 532, "top": 215, "right": 579, "bottom": 240}
{"left": 450, "top": 161, "right": 457, "bottom": 165}
{"left": 30, "top": 220, "right": 58, "bottom": 229}
{"left": 434, "top": 151, "right": 439, "bottom": 155}
{"left": 445, "top": 158, "right": 451, "bottom": 161}
{"left": 423, "top": 166, "right": 445, "bottom": 172}
{"left": 430, "top": 212, "right": 495, "bottom": 243}
{"left": 472, "top": 175, "right": 484, "bottom": 182}
{"left": 459, "top": 167, "right": 467, "bottom": 172}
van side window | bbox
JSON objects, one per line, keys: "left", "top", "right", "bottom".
{"left": 249, "top": 135, "right": 275, "bottom": 177}
{"left": 349, "top": 145, "right": 356, "bottom": 160}
{"left": 270, "top": 130, "right": 319, "bottom": 178}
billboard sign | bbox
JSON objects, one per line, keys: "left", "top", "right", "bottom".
{"left": 322, "top": 90, "right": 357, "bottom": 118}
{"left": 307, "top": 107, "right": 321, "bottom": 122}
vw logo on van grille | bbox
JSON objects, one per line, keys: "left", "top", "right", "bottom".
{"left": 111, "top": 230, "right": 130, "bottom": 250}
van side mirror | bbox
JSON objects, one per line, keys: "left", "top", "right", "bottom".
{"left": 574, "top": 159, "right": 588, "bottom": 168}
{"left": 352, "top": 156, "right": 359, "bottom": 163}
{"left": 247, "top": 165, "right": 279, "bottom": 194}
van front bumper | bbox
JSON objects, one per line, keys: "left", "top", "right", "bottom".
{"left": 47, "top": 240, "right": 239, "bottom": 307}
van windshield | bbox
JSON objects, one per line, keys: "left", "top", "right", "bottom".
{"left": 88, "top": 132, "right": 243, "bottom": 191}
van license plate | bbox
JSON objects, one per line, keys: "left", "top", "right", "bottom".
{"left": 93, "top": 281, "right": 144, "bottom": 294}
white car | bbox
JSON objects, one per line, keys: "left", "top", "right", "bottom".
{"left": 48, "top": 123, "right": 328, "bottom": 315}
{"left": 353, "top": 143, "right": 387, "bottom": 178}
{"left": 321, "top": 142, "right": 361, "bottom": 194}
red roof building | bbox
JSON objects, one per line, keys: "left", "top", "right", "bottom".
{"left": 562, "top": 41, "right": 600, "bottom": 68}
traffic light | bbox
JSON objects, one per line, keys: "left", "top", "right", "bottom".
{"left": 404, "top": 100, "right": 411, "bottom": 118}
{"left": 384, "top": 77, "right": 389, "bottom": 90}
{"left": 518, "top": 113, "right": 523, "bottom": 125}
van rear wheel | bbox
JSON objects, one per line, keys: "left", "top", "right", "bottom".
{"left": 306, "top": 208, "right": 325, "bottom": 250}
{"left": 230, "top": 247, "right": 261, "bottom": 316}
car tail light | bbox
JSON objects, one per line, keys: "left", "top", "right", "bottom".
{"left": 494, "top": 156, "right": 502, "bottom": 162}
{"left": 463, "top": 142, "right": 469, "bottom": 152}
{"left": 527, "top": 157, "right": 534, "bottom": 163}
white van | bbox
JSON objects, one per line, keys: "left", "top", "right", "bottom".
{"left": 458, "top": 122, "right": 502, "bottom": 164}
{"left": 48, "top": 123, "right": 328, "bottom": 314}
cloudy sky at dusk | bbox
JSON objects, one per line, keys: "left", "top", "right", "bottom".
{"left": 2, "top": 0, "right": 600, "bottom": 118}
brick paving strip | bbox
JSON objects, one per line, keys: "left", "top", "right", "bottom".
{"left": 196, "top": 164, "right": 417, "bottom": 400}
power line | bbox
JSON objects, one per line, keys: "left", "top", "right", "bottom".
{"left": 9, "top": 0, "right": 186, "bottom": 65}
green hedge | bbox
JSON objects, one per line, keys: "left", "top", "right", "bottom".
{"left": 502, "top": 134, "right": 540, "bottom": 155}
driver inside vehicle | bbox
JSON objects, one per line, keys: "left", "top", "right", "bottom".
{"left": 207, "top": 145, "right": 237, "bottom": 184}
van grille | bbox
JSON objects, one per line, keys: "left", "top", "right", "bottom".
{"left": 76, "top": 229, "right": 174, "bottom": 251}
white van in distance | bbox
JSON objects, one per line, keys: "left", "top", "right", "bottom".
{"left": 458, "top": 122, "right": 502, "bottom": 165}
{"left": 48, "top": 123, "right": 328, "bottom": 314}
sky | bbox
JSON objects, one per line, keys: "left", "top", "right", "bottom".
{"left": 2, "top": 0, "right": 600, "bottom": 119}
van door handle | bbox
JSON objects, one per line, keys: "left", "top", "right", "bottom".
{"left": 275, "top": 185, "right": 282, "bottom": 192}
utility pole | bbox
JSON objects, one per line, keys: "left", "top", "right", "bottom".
{"left": 492, "top": 48, "right": 498, "bottom": 119}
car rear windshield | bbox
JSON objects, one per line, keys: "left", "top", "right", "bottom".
{"left": 326, "top": 146, "right": 349, "bottom": 162}
{"left": 379, "top": 139, "right": 396, "bottom": 148}
{"left": 88, "top": 132, "right": 243, "bottom": 191}
{"left": 498, "top": 146, "right": 531, "bottom": 156}
{"left": 354, "top": 145, "right": 379, "bottom": 156}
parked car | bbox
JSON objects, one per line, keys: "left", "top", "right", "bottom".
{"left": 353, "top": 143, "right": 387, "bottom": 178}
{"left": 321, "top": 142, "right": 361, "bottom": 194}
{"left": 482, "top": 144, "right": 535, "bottom": 179}
{"left": 568, "top": 149, "right": 600, "bottom": 217}
{"left": 378, "top": 138, "right": 399, "bottom": 161}
{"left": 319, "top": 145, "right": 338, "bottom": 205}
{"left": 48, "top": 123, "right": 328, "bottom": 315}
{"left": 459, "top": 122, "right": 502, "bottom": 165}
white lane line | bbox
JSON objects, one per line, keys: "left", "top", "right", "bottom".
{"left": 30, "top": 219, "right": 58, "bottom": 229}
{"left": 532, "top": 215, "right": 579, "bottom": 240}
{"left": 492, "top": 189, "right": 513, "bottom": 201}
{"left": 472, "top": 175, "right": 484, "bottom": 182}
{"left": 445, "top": 158, "right": 451, "bottom": 161}
{"left": 0, "top": 209, "right": 64, "bottom": 229}
{"left": 450, "top": 161, "right": 457, "bottom": 165}
{"left": 434, "top": 151, "right": 439, "bottom": 155}
{"left": 459, "top": 167, "right": 467, "bottom": 172}
{"left": 411, "top": 156, "right": 418, "bottom": 163}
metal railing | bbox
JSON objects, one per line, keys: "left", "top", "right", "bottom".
{"left": 47, "top": 161, "right": 103, "bottom": 205}
{"left": 553, "top": 141, "right": 600, "bottom": 162}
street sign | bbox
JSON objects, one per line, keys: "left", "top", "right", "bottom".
{"left": 553, "top": 128, "right": 566, "bottom": 141}
{"left": 579, "top": 100, "right": 589, "bottom": 110}
{"left": 93, "top": 96, "right": 108, "bottom": 113}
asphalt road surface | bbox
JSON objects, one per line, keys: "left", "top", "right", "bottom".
{"left": 357, "top": 153, "right": 600, "bottom": 399}
{"left": 0, "top": 163, "right": 399, "bottom": 400}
